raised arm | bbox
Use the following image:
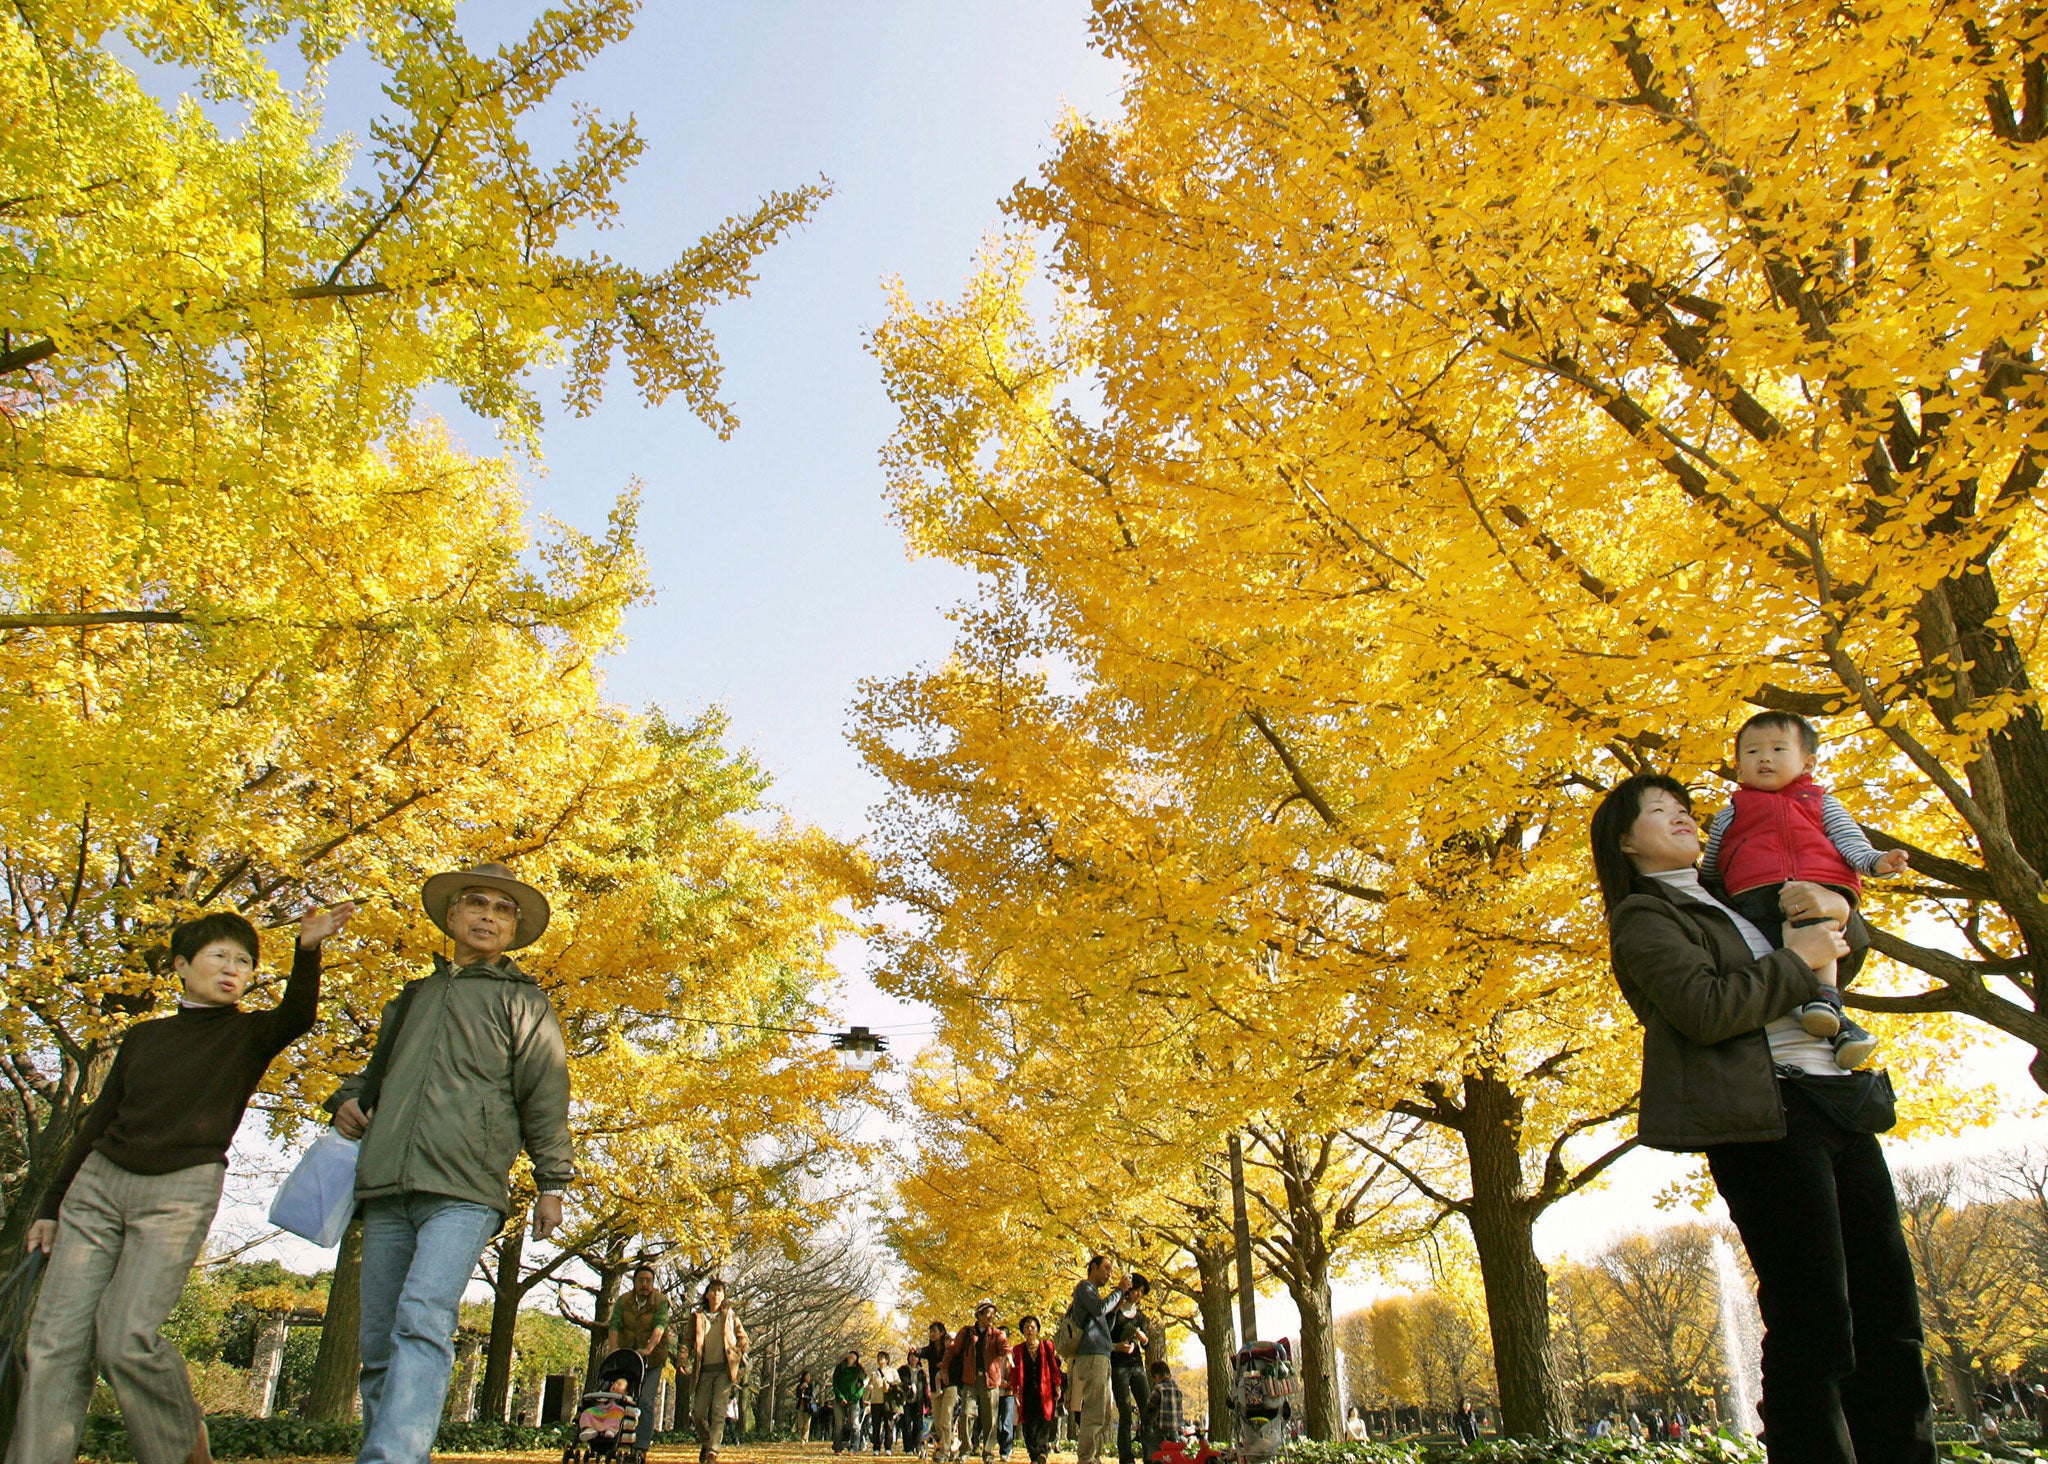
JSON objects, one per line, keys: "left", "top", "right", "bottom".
{"left": 263, "top": 902, "right": 356, "bottom": 1050}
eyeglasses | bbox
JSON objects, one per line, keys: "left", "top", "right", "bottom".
{"left": 456, "top": 891, "right": 521, "bottom": 919}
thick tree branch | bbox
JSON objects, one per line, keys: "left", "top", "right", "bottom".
{"left": 1245, "top": 708, "right": 1342, "bottom": 829}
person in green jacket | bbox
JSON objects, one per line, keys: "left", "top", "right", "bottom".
{"left": 832, "top": 1351, "right": 870, "bottom": 1453}
{"left": 327, "top": 861, "right": 573, "bottom": 1464}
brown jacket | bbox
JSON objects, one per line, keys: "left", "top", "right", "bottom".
{"left": 943, "top": 1324, "right": 1010, "bottom": 1390}
{"left": 689, "top": 1303, "right": 749, "bottom": 1382}
{"left": 1608, "top": 874, "right": 1867, "bottom": 1150}
{"left": 609, "top": 1291, "right": 670, "bottom": 1371}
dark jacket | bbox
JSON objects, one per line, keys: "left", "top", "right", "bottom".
{"left": 1110, "top": 1305, "right": 1150, "bottom": 1368}
{"left": 1607, "top": 872, "right": 1867, "bottom": 1149}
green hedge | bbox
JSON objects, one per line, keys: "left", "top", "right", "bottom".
{"left": 1461, "top": 1442, "right": 1765, "bottom": 1463}
{"left": 74, "top": 1418, "right": 2039, "bottom": 1462}
{"left": 1284, "top": 1438, "right": 1767, "bottom": 1464}
{"left": 79, "top": 1413, "right": 570, "bottom": 1460}
{"left": 1285, "top": 1438, "right": 2046, "bottom": 1464}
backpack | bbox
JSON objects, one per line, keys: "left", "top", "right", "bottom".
{"left": 1053, "top": 1311, "right": 1082, "bottom": 1362}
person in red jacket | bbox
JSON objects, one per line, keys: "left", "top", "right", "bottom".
{"left": 943, "top": 1302, "right": 1010, "bottom": 1461}
{"left": 1009, "top": 1316, "right": 1064, "bottom": 1464}
{"left": 1701, "top": 713, "right": 1907, "bottom": 1067}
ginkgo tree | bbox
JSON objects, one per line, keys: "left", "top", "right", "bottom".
{"left": 855, "top": 598, "right": 1668, "bottom": 1435}
{"left": 868, "top": 0, "right": 2041, "bottom": 1436}
{"left": 0, "top": 0, "right": 860, "bottom": 1279}
{"left": 981, "top": 0, "right": 2045, "bottom": 1073}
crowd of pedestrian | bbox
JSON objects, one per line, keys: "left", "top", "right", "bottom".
{"left": 809, "top": 1261, "right": 1186, "bottom": 1464}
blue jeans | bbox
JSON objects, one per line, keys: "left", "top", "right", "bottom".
{"left": 356, "top": 1194, "right": 504, "bottom": 1464}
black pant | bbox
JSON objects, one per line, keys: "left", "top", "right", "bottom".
{"left": 1020, "top": 1409, "right": 1054, "bottom": 1463}
{"left": 1706, "top": 1084, "right": 1934, "bottom": 1463}
{"left": 1112, "top": 1365, "right": 1149, "bottom": 1464}
{"left": 870, "top": 1407, "right": 896, "bottom": 1454}
{"left": 1728, "top": 881, "right": 1860, "bottom": 950}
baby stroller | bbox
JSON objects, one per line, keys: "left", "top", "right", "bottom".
{"left": 563, "top": 1349, "right": 647, "bottom": 1464}
{"left": 1227, "top": 1340, "right": 1297, "bottom": 1464}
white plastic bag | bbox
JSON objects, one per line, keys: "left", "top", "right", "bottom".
{"left": 269, "top": 1131, "right": 359, "bottom": 1246}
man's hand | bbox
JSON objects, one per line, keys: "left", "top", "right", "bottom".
{"left": 298, "top": 901, "right": 359, "bottom": 950}
{"left": 533, "top": 1193, "right": 564, "bottom": 1241}
{"left": 25, "top": 1219, "right": 55, "bottom": 1254}
{"left": 334, "top": 1098, "right": 370, "bottom": 1139}
{"left": 1874, "top": 849, "right": 1911, "bottom": 876}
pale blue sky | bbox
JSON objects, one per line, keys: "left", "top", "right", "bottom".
{"left": 406, "top": 2, "right": 1125, "bottom": 839}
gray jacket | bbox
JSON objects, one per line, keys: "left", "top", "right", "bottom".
{"left": 1067, "top": 1280, "right": 1124, "bottom": 1358}
{"left": 328, "top": 954, "right": 573, "bottom": 1213}
{"left": 1608, "top": 874, "right": 1867, "bottom": 1150}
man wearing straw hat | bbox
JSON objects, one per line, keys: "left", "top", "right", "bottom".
{"left": 326, "top": 862, "right": 573, "bottom": 1464}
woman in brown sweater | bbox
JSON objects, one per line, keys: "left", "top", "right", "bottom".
{"left": 12, "top": 902, "right": 352, "bottom": 1464}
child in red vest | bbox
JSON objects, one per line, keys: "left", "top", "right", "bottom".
{"left": 1701, "top": 712, "right": 1907, "bottom": 1066}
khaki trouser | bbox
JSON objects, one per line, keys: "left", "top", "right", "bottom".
{"left": 932, "top": 1385, "right": 960, "bottom": 1460}
{"left": 1068, "top": 1355, "right": 1114, "bottom": 1464}
{"left": 691, "top": 1369, "right": 735, "bottom": 1454}
{"left": 8, "top": 1154, "right": 225, "bottom": 1464}
{"left": 960, "top": 1381, "right": 996, "bottom": 1459}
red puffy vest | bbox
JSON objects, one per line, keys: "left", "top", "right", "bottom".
{"left": 1717, "top": 774, "right": 1861, "bottom": 898}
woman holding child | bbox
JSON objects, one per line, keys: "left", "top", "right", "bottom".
{"left": 1593, "top": 739, "right": 1933, "bottom": 1463}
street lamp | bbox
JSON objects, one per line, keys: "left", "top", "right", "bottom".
{"left": 831, "top": 1025, "right": 889, "bottom": 1071}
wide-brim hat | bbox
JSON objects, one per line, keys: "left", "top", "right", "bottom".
{"left": 421, "top": 861, "right": 550, "bottom": 950}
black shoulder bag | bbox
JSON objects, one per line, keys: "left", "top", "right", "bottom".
{"left": 355, "top": 979, "right": 425, "bottom": 1115}
{"left": 1777, "top": 1064, "right": 1898, "bottom": 1133}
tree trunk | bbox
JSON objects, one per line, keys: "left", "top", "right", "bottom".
{"left": 585, "top": 1250, "right": 627, "bottom": 1383}
{"left": 479, "top": 1210, "right": 526, "bottom": 1422}
{"left": 0, "top": 1044, "right": 113, "bottom": 1261}
{"left": 1193, "top": 1239, "right": 1236, "bottom": 1442}
{"left": 305, "top": 1216, "right": 365, "bottom": 1420}
{"left": 1228, "top": 1134, "right": 1258, "bottom": 1345}
{"left": 1461, "top": 1071, "right": 1567, "bottom": 1438}
{"left": 1281, "top": 1256, "right": 1339, "bottom": 1440}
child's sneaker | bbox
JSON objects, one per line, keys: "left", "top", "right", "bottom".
{"left": 1833, "top": 1019, "right": 1878, "bottom": 1069}
{"left": 1799, "top": 998, "right": 1844, "bottom": 1038}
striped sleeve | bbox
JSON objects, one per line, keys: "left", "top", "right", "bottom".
{"left": 1699, "top": 807, "right": 1734, "bottom": 880}
{"left": 1821, "top": 793, "right": 1887, "bottom": 872}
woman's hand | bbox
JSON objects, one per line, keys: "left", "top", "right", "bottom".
{"left": 1786, "top": 921, "right": 1851, "bottom": 972}
{"left": 25, "top": 1219, "right": 55, "bottom": 1254}
{"left": 1779, "top": 881, "right": 1852, "bottom": 927}
{"left": 297, "top": 900, "right": 358, "bottom": 949}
